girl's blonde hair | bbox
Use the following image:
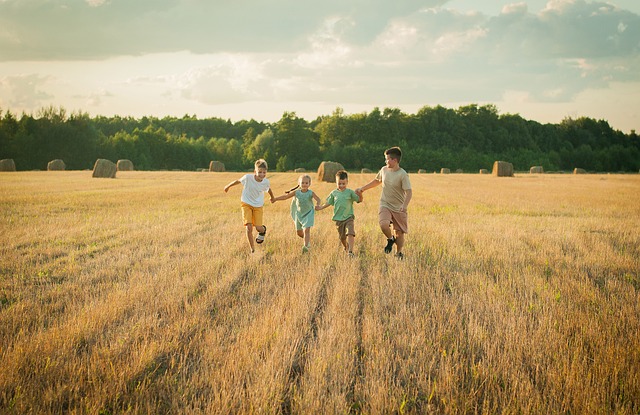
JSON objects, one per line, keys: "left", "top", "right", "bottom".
{"left": 286, "top": 174, "right": 311, "bottom": 194}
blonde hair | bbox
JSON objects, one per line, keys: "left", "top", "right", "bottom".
{"left": 254, "top": 159, "right": 268, "bottom": 170}
{"left": 286, "top": 174, "right": 312, "bottom": 194}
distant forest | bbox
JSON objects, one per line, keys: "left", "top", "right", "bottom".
{"left": 1, "top": 104, "right": 639, "bottom": 173}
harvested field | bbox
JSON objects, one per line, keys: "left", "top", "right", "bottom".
{"left": 1, "top": 171, "right": 639, "bottom": 414}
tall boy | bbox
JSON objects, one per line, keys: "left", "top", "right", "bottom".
{"left": 224, "top": 159, "right": 275, "bottom": 253}
{"left": 316, "top": 170, "right": 362, "bottom": 256}
{"left": 356, "top": 147, "right": 412, "bottom": 258}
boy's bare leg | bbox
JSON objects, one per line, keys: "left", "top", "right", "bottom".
{"left": 347, "top": 235, "right": 355, "bottom": 252}
{"left": 395, "top": 231, "right": 405, "bottom": 254}
{"left": 379, "top": 220, "right": 394, "bottom": 239}
{"left": 256, "top": 225, "right": 266, "bottom": 234}
{"left": 245, "top": 224, "right": 256, "bottom": 252}
{"left": 340, "top": 237, "right": 348, "bottom": 251}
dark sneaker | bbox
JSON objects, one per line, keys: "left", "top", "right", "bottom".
{"left": 348, "top": 251, "right": 355, "bottom": 258}
{"left": 384, "top": 237, "right": 396, "bottom": 254}
{"left": 395, "top": 252, "right": 404, "bottom": 260}
{"left": 256, "top": 225, "right": 267, "bottom": 244}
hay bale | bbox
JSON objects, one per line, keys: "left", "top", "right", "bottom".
{"left": 317, "top": 161, "right": 345, "bottom": 182}
{"left": 294, "top": 168, "right": 306, "bottom": 173}
{"left": 0, "top": 159, "right": 16, "bottom": 172}
{"left": 361, "top": 168, "right": 373, "bottom": 174}
{"left": 418, "top": 169, "right": 427, "bottom": 174}
{"left": 530, "top": 166, "right": 544, "bottom": 174}
{"left": 209, "top": 161, "right": 225, "bottom": 172}
{"left": 479, "top": 169, "right": 489, "bottom": 174}
{"left": 47, "top": 159, "right": 66, "bottom": 171}
{"left": 492, "top": 161, "right": 514, "bottom": 177}
{"left": 92, "top": 159, "right": 117, "bottom": 178}
{"left": 573, "top": 168, "right": 587, "bottom": 175}
{"left": 117, "top": 159, "right": 134, "bottom": 171}
{"left": 440, "top": 168, "right": 450, "bottom": 174}
{"left": 455, "top": 169, "right": 463, "bottom": 174}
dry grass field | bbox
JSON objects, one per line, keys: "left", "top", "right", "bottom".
{"left": 1, "top": 170, "right": 639, "bottom": 414}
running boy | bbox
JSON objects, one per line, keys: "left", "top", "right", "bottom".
{"left": 273, "top": 174, "right": 321, "bottom": 253}
{"left": 355, "top": 147, "right": 412, "bottom": 259}
{"left": 224, "top": 159, "right": 275, "bottom": 253}
{"left": 316, "top": 170, "right": 362, "bottom": 256}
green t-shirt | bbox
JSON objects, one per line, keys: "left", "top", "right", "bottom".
{"left": 326, "top": 188, "right": 360, "bottom": 221}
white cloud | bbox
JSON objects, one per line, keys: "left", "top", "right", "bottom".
{"left": 0, "top": 74, "right": 53, "bottom": 107}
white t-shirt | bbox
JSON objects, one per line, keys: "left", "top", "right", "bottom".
{"left": 239, "top": 174, "right": 270, "bottom": 207}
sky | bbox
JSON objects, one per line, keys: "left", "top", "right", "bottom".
{"left": 0, "top": 0, "right": 639, "bottom": 133}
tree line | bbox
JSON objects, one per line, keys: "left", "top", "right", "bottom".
{"left": 1, "top": 104, "right": 638, "bottom": 172}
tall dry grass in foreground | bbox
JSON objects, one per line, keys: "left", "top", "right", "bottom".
{"left": 1, "top": 171, "right": 639, "bottom": 414}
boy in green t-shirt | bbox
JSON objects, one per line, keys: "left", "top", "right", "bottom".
{"left": 316, "top": 170, "right": 362, "bottom": 256}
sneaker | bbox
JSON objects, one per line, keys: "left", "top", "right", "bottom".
{"left": 384, "top": 237, "right": 396, "bottom": 254}
{"left": 302, "top": 245, "right": 309, "bottom": 253}
{"left": 348, "top": 251, "right": 355, "bottom": 258}
{"left": 256, "top": 225, "right": 267, "bottom": 244}
{"left": 395, "top": 252, "right": 404, "bottom": 260}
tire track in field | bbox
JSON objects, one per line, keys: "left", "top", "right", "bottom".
{"left": 348, "top": 248, "right": 369, "bottom": 413}
{"left": 280, "top": 264, "right": 335, "bottom": 415}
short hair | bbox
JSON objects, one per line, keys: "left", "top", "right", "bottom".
{"left": 385, "top": 146, "right": 402, "bottom": 161}
{"left": 335, "top": 170, "right": 348, "bottom": 180}
{"left": 255, "top": 159, "right": 268, "bottom": 170}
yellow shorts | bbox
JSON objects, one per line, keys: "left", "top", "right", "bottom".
{"left": 241, "top": 203, "right": 263, "bottom": 227}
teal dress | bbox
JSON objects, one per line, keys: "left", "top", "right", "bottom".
{"left": 290, "top": 189, "right": 316, "bottom": 230}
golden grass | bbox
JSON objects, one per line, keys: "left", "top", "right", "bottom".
{"left": 1, "top": 171, "right": 639, "bottom": 414}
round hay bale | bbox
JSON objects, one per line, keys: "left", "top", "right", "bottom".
{"left": 573, "top": 168, "right": 587, "bottom": 175}
{"left": 92, "top": 159, "right": 117, "bottom": 178}
{"left": 0, "top": 159, "right": 16, "bottom": 172}
{"left": 209, "top": 161, "right": 225, "bottom": 172}
{"left": 440, "top": 168, "right": 450, "bottom": 174}
{"left": 455, "top": 169, "right": 463, "bottom": 174}
{"left": 479, "top": 169, "right": 489, "bottom": 174}
{"left": 294, "top": 168, "right": 306, "bottom": 173}
{"left": 361, "top": 168, "right": 373, "bottom": 174}
{"left": 530, "top": 166, "right": 544, "bottom": 174}
{"left": 492, "top": 161, "right": 514, "bottom": 177}
{"left": 317, "top": 161, "right": 345, "bottom": 182}
{"left": 47, "top": 159, "right": 66, "bottom": 171}
{"left": 418, "top": 169, "right": 427, "bottom": 174}
{"left": 117, "top": 159, "right": 134, "bottom": 171}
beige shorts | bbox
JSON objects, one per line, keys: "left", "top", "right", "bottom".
{"left": 335, "top": 217, "right": 355, "bottom": 239}
{"left": 378, "top": 207, "right": 408, "bottom": 234}
{"left": 241, "top": 203, "right": 263, "bottom": 227}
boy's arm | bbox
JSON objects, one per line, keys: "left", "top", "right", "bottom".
{"left": 224, "top": 179, "right": 241, "bottom": 192}
{"left": 268, "top": 188, "right": 275, "bottom": 203}
{"left": 355, "top": 178, "right": 381, "bottom": 195}
{"left": 401, "top": 189, "right": 413, "bottom": 212}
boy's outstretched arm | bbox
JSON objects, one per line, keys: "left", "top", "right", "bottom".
{"left": 355, "top": 178, "right": 381, "bottom": 195}
{"left": 268, "top": 188, "right": 275, "bottom": 203}
{"left": 315, "top": 202, "right": 330, "bottom": 211}
{"left": 224, "top": 179, "right": 241, "bottom": 192}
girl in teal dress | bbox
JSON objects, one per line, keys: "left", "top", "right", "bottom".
{"left": 273, "top": 174, "right": 321, "bottom": 253}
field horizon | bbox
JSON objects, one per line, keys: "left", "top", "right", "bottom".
{"left": 1, "top": 171, "right": 639, "bottom": 414}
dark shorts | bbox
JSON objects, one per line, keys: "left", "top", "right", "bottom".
{"left": 335, "top": 217, "right": 355, "bottom": 239}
